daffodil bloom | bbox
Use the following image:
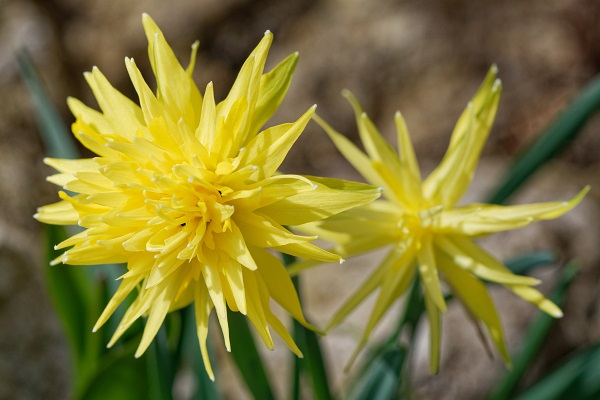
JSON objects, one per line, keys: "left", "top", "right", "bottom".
{"left": 35, "top": 14, "right": 380, "bottom": 379}
{"left": 290, "top": 66, "right": 588, "bottom": 371}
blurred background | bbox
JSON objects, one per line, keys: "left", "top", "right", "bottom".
{"left": 1, "top": 0, "right": 600, "bottom": 398}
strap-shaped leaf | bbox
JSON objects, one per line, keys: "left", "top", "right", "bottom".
{"left": 488, "top": 262, "right": 579, "bottom": 400}
{"left": 489, "top": 74, "right": 600, "bottom": 204}
{"left": 228, "top": 309, "right": 275, "bottom": 400}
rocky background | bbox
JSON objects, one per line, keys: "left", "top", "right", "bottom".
{"left": 1, "top": 0, "right": 600, "bottom": 399}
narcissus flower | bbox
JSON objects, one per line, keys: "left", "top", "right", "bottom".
{"left": 35, "top": 14, "right": 379, "bottom": 379}
{"left": 290, "top": 66, "right": 588, "bottom": 371}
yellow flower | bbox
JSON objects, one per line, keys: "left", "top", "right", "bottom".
{"left": 290, "top": 66, "right": 588, "bottom": 371}
{"left": 35, "top": 14, "right": 379, "bottom": 380}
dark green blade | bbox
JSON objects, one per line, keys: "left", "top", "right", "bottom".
{"left": 489, "top": 75, "right": 600, "bottom": 205}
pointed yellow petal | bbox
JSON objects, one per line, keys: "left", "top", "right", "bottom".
{"left": 238, "top": 106, "right": 315, "bottom": 180}
{"left": 44, "top": 157, "right": 99, "bottom": 174}
{"left": 417, "top": 235, "right": 447, "bottom": 312}
{"left": 94, "top": 274, "right": 144, "bottom": 332}
{"left": 424, "top": 289, "right": 441, "bottom": 373}
{"left": 341, "top": 244, "right": 416, "bottom": 332}
{"left": 423, "top": 67, "right": 501, "bottom": 207}
{"left": 217, "top": 31, "right": 273, "bottom": 146}
{"left": 195, "top": 81, "right": 217, "bottom": 153}
{"left": 135, "top": 283, "right": 176, "bottom": 357}
{"left": 223, "top": 259, "right": 247, "bottom": 315}
{"left": 234, "top": 211, "right": 313, "bottom": 248}
{"left": 242, "top": 268, "right": 274, "bottom": 349}
{"left": 84, "top": 67, "right": 145, "bottom": 140}
{"left": 142, "top": 13, "right": 202, "bottom": 128}
{"left": 34, "top": 200, "right": 79, "bottom": 225}
{"left": 201, "top": 262, "right": 230, "bottom": 351}
{"left": 439, "top": 187, "right": 589, "bottom": 236}
{"left": 125, "top": 57, "right": 165, "bottom": 126}
{"left": 437, "top": 250, "right": 511, "bottom": 365}
{"left": 258, "top": 177, "right": 380, "bottom": 226}
{"left": 449, "top": 235, "right": 563, "bottom": 317}
{"left": 67, "top": 96, "right": 113, "bottom": 134}
{"left": 313, "top": 114, "right": 395, "bottom": 202}
{"left": 194, "top": 284, "right": 215, "bottom": 380}
{"left": 266, "top": 310, "right": 303, "bottom": 357}
{"left": 186, "top": 40, "right": 199, "bottom": 76}
{"left": 510, "top": 285, "right": 563, "bottom": 317}
{"left": 394, "top": 111, "right": 422, "bottom": 195}
{"left": 252, "top": 246, "right": 314, "bottom": 329}
{"left": 109, "top": 285, "right": 157, "bottom": 347}
{"left": 435, "top": 236, "right": 540, "bottom": 286}
{"left": 343, "top": 91, "right": 424, "bottom": 208}
{"left": 248, "top": 52, "right": 299, "bottom": 137}
{"left": 343, "top": 91, "right": 404, "bottom": 176}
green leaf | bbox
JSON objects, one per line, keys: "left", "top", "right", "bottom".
{"left": 489, "top": 75, "right": 600, "bottom": 204}
{"left": 146, "top": 326, "right": 174, "bottom": 400}
{"left": 513, "top": 344, "right": 600, "bottom": 400}
{"left": 504, "top": 251, "right": 556, "bottom": 276}
{"left": 293, "top": 313, "right": 334, "bottom": 400}
{"left": 228, "top": 309, "right": 275, "bottom": 400}
{"left": 177, "top": 305, "right": 221, "bottom": 400}
{"left": 16, "top": 49, "right": 79, "bottom": 159}
{"left": 43, "top": 225, "right": 96, "bottom": 390}
{"left": 487, "top": 261, "right": 580, "bottom": 400}
{"left": 345, "top": 276, "right": 421, "bottom": 400}
{"left": 348, "top": 344, "right": 408, "bottom": 400}
{"left": 79, "top": 342, "right": 149, "bottom": 400}
{"left": 284, "top": 253, "right": 334, "bottom": 400}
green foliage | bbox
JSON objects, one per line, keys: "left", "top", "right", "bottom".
{"left": 489, "top": 74, "right": 600, "bottom": 204}
{"left": 78, "top": 343, "right": 149, "bottom": 400}
{"left": 514, "top": 344, "right": 600, "bottom": 400}
{"left": 177, "top": 306, "right": 221, "bottom": 400}
{"left": 228, "top": 310, "right": 276, "bottom": 400}
{"left": 285, "top": 253, "right": 334, "bottom": 400}
{"left": 348, "top": 344, "right": 408, "bottom": 400}
{"left": 488, "top": 262, "right": 580, "bottom": 400}
{"left": 17, "top": 49, "right": 79, "bottom": 159}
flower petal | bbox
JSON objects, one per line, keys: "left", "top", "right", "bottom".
{"left": 417, "top": 234, "right": 447, "bottom": 312}
{"left": 424, "top": 288, "right": 442, "bottom": 373}
{"left": 217, "top": 31, "right": 273, "bottom": 149}
{"left": 346, "top": 244, "right": 417, "bottom": 368}
{"left": 423, "top": 66, "right": 500, "bottom": 207}
{"left": 34, "top": 199, "right": 79, "bottom": 225}
{"left": 84, "top": 66, "right": 145, "bottom": 140}
{"left": 142, "top": 13, "right": 202, "bottom": 129}
{"left": 437, "top": 250, "right": 511, "bottom": 365}
{"left": 258, "top": 177, "right": 380, "bottom": 225}
{"left": 248, "top": 52, "right": 299, "bottom": 137}
{"left": 252, "top": 246, "right": 315, "bottom": 330}
{"left": 438, "top": 187, "right": 589, "bottom": 236}
{"left": 435, "top": 236, "right": 540, "bottom": 286}
{"left": 194, "top": 284, "right": 215, "bottom": 380}
{"left": 312, "top": 114, "right": 396, "bottom": 202}
{"left": 238, "top": 106, "right": 315, "bottom": 180}
{"left": 449, "top": 235, "right": 562, "bottom": 317}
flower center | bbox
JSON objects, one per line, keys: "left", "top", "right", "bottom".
{"left": 143, "top": 167, "right": 236, "bottom": 264}
{"left": 401, "top": 205, "right": 443, "bottom": 238}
